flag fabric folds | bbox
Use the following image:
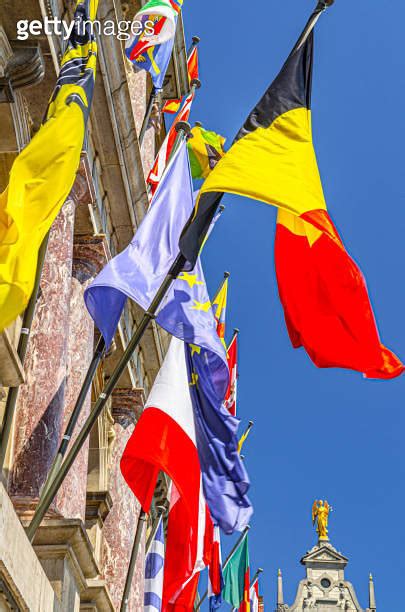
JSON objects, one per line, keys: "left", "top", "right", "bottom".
{"left": 224, "top": 333, "right": 238, "bottom": 416}
{"left": 163, "top": 45, "right": 199, "bottom": 113}
{"left": 0, "top": 0, "right": 98, "bottom": 332}
{"left": 179, "top": 31, "right": 403, "bottom": 379}
{"left": 120, "top": 337, "right": 207, "bottom": 607}
{"left": 249, "top": 579, "right": 260, "bottom": 612}
{"left": 212, "top": 276, "right": 228, "bottom": 342}
{"left": 207, "top": 525, "right": 224, "bottom": 611}
{"left": 223, "top": 535, "right": 250, "bottom": 611}
{"left": 126, "top": 12, "right": 177, "bottom": 90}
{"left": 157, "top": 255, "right": 252, "bottom": 533}
{"left": 125, "top": 0, "right": 183, "bottom": 89}
{"left": 85, "top": 142, "right": 193, "bottom": 349}
{"left": 275, "top": 209, "right": 403, "bottom": 378}
{"left": 147, "top": 92, "right": 194, "bottom": 198}
{"left": 144, "top": 517, "right": 165, "bottom": 612}
{"left": 164, "top": 475, "right": 212, "bottom": 609}
{"left": 187, "top": 126, "right": 226, "bottom": 180}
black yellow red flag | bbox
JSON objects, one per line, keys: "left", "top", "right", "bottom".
{"left": 179, "top": 30, "right": 403, "bottom": 379}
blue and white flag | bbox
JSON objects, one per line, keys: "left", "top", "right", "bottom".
{"left": 144, "top": 517, "right": 165, "bottom": 611}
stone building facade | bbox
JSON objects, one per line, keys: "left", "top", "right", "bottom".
{"left": 0, "top": 0, "right": 189, "bottom": 609}
{"left": 275, "top": 540, "right": 377, "bottom": 612}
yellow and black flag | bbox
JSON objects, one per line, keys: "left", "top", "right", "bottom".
{"left": 179, "top": 26, "right": 403, "bottom": 379}
{"left": 0, "top": 0, "right": 98, "bottom": 332}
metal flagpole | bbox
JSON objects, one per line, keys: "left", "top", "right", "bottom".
{"left": 195, "top": 525, "right": 250, "bottom": 610}
{"left": 120, "top": 504, "right": 166, "bottom": 612}
{"left": 139, "top": 86, "right": 160, "bottom": 146}
{"left": 25, "top": 124, "right": 192, "bottom": 543}
{"left": 293, "top": 0, "right": 334, "bottom": 53}
{"left": 250, "top": 568, "right": 264, "bottom": 589}
{"left": 187, "top": 36, "right": 200, "bottom": 58}
{"left": 0, "top": 233, "right": 49, "bottom": 474}
{"left": 213, "top": 271, "right": 230, "bottom": 303}
{"left": 145, "top": 505, "right": 166, "bottom": 554}
{"left": 139, "top": 36, "right": 200, "bottom": 148}
{"left": 37, "top": 117, "right": 194, "bottom": 501}
{"left": 26, "top": 252, "right": 186, "bottom": 542}
{"left": 120, "top": 510, "right": 148, "bottom": 612}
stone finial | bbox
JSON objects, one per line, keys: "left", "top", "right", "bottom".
{"left": 369, "top": 573, "right": 376, "bottom": 610}
{"left": 277, "top": 568, "right": 284, "bottom": 606}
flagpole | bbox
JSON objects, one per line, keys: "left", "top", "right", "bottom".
{"left": 145, "top": 504, "right": 166, "bottom": 554}
{"left": 35, "top": 116, "right": 194, "bottom": 505}
{"left": 187, "top": 36, "right": 200, "bottom": 58}
{"left": 228, "top": 328, "right": 239, "bottom": 349}
{"left": 120, "top": 504, "right": 166, "bottom": 612}
{"left": 25, "top": 127, "right": 194, "bottom": 543}
{"left": 120, "top": 510, "right": 148, "bottom": 612}
{"left": 139, "top": 36, "right": 200, "bottom": 147}
{"left": 213, "top": 271, "right": 230, "bottom": 303}
{"left": 195, "top": 526, "right": 250, "bottom": 610}
{"left": 0, "top": 233, "right": 49, "bottom": 474}
{"left": 37, "top": 118, "right": 193, "bottom": 501}
{"left": 250, "top": 568, "right": 264, "bottom": 588}
{"left": 139, "top": 86, "right": 160, "bottom": 146}
{"left": 293, "top": 0, "right": 334, "bottom": 52}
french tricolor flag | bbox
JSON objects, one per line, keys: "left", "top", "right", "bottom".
{"left": 207, "top": 525, "right": 224, "bottom": 611}
{"left": 121, "top": 337, "right": 210, "bottom": 608}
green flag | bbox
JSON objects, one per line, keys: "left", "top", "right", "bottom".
{"left": 222, "top": 534, "right": 250, "bottom": 609}
{"left": 187, "top": 125, "right": 226, "bottom": 179}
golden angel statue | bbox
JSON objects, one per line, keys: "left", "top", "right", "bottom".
{"left": 312, "top": 500, "right": 330, "bottom": 540}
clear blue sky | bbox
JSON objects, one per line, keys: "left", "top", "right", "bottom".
{"left": 182, "top": 1, "right": 405, "bottom": 609}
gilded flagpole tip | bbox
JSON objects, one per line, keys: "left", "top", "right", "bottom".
{"left": 191, "top": 78, "right": 201, "bottom": 89}
{"left": 194, "top": 121, "right": 203, "bottom": 127}
{"left": 192, "top": 36, "right": 200, "bottom": 45}
{"left": 224, "top": 271, "right": 230, "bottom": 278}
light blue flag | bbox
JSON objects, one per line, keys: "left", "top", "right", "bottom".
{"left": 144, "top": 517, "right": 165, "bottom": 611}
{"left": 84, "top": 141, "right": 193, "bottom": 348}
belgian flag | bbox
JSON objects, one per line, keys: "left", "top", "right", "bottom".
{"left": 179, "top": 30, "right": 403, "bottom": 379}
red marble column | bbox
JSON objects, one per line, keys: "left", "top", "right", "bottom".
{"left": 9, "top": 197, "right": 76, "bottom": 514}
{"left": 102, "top": 388, "right": 145, "bottom": 611}
{"left": 53, "top": 236, "right": 107, "bottom": 521}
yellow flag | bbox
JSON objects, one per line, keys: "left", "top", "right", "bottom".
{"left": 0, "top": 0, "right": 98, "bottom": 332}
